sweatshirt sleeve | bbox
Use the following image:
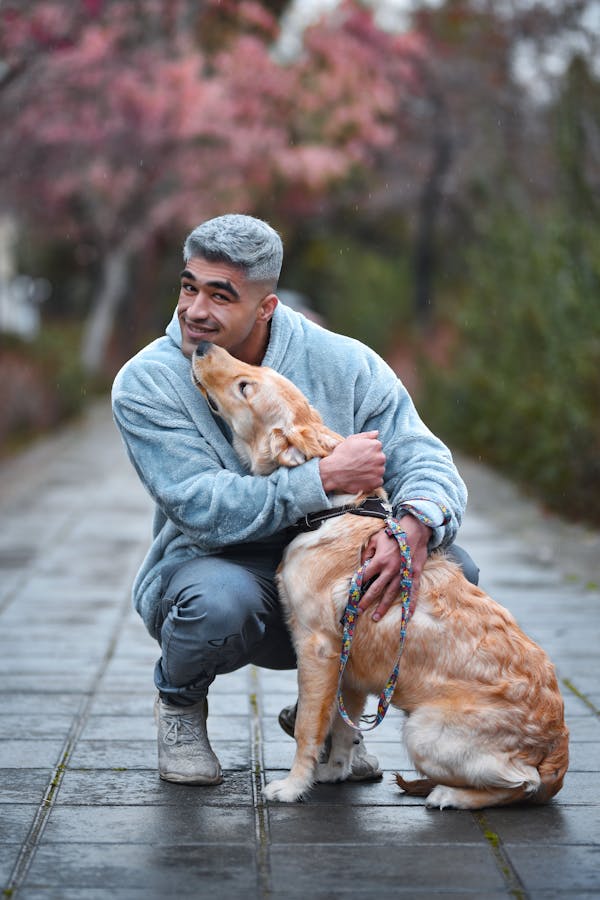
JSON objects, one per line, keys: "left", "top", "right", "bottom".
{"left": 111, "top": 363, "right": 329, "bottom": 550}
{"left": 351, "top": 353, "right": 467, "bottom": 548}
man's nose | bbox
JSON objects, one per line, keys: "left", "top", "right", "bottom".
{"left": 187, "top": 291, "right": 209, "bottom": 318}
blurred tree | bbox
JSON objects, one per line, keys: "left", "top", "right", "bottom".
{"left": 0, "top": 0, "right": 420, "bottom": 374}
{"left": 3, "top": 0, "right": 595, "bottom": 371}
{"left": 554, "top": 53, "right": 600, "bottom": 223}
{"left": 1, "top": 1, "right": 217, "bottom": 372}
{"left": 345, "top": 0, "right": 599, "bottom": 325}
{"left": 411, "top": 4, "right": 600, "bottom": 525}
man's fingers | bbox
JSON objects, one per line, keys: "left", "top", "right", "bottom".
{"left": 361, "top": 536, "right": 377, "bottom": 563}
{"left": 370, "top": 581, "right": 399, "bottom": 621}
{"left": 319, "top": 431, "right": 385, "bottom": 494}
{"left": 357, "top": 579, "right": 381, "bottom": 613}
{"left": 358, "top": 572, "right": 419, "bottom": 621}
{"left": 357, "top": 572, "right": 391, "bottom": 613}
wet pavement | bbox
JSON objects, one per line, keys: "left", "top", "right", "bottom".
{"left": 0, "top": 400, "right": 599, "bottom": 899}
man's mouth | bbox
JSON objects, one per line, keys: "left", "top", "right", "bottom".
{"left": 185, "top": 321, "right": 218, "bottom": 341}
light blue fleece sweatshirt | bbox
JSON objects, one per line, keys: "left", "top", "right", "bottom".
{"left": 112, "top": 302, "right": 467, "bottom": 637}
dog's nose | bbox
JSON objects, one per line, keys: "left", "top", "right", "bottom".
{"left": 194, "top": 340, "right": 213, "bottom": 358}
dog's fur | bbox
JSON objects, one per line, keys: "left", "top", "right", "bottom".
{"left": 191, "top": 341, "right": 569, "bottom": 809}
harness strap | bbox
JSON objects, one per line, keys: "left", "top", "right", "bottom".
{"left": 336, "top": 505, "right": 448, "bottom": 732}
{"left": 290, "top": 495, "right": 392, "bottom": 534}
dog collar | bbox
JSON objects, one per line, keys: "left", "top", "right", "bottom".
{"left": 289, "top": 496, "right": 393, "bottom": 534}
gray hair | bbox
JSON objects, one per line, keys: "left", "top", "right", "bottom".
{"left": 183, "top": 214, "right": 283, "bottom": 284}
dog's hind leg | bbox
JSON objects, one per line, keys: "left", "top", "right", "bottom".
{"left": 425, "top": 782, "right": 534, "bottom": 810}
{"left": 263, "top": 631, "right": 339, "bottom": 803}
{"left": 404, "top": 706, "right": 541, "bottom": 810}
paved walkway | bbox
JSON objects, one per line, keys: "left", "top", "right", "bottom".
{"left": 0, "top": 400, "right": 598, "bottom": 899}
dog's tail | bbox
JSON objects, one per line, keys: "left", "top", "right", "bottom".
{"left": 529, "top": 727, "right": 570, "bottom": 804}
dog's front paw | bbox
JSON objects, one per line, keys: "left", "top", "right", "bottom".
{"left": 263, "top": 778, "right": 307, "bottom": 803}
{"left": 316, "top": 757, "right": 352, "bottom": 784}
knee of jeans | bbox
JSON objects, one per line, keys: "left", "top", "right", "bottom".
{"left": 166, "top": 578, "right": 264, "bottom": 638}
{"left": 446, "top": 544, "right": 480, "bottom": 586}
{"left": 461, "top": 558, "right": 480, "bottom": 586}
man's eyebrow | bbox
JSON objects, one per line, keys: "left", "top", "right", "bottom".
{"left": 208, "top": 279, "right": 240, "bottom": 299}
{"left": 179, "top": 270, "right": 240, "bottom": 300}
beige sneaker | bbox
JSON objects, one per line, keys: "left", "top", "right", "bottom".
{"left": 347, "top": 734, "right": 383, "bottom": 782}
{"left": 155, "top": 695, "right": 223, "bottom": 785}
{"left": 278, "top": 702, "right": 382, "bottom": 781}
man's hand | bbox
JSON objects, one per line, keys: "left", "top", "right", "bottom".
{"left": 357, "top": 515, "right": 432, "bottom": 621}
{"left": 319, "top": 431, "right": 386, "bottom": 494}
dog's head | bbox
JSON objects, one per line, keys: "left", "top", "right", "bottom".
{"left": 191, "top": 341, "right": 341, "bottom": 474}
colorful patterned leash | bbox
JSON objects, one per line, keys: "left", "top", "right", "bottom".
{"left": 337, "top": 503, "right": 450, "bottom": 732}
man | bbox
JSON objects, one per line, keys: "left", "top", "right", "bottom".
{"left": 112, "top": 213, "right": 476, "bottom": 786}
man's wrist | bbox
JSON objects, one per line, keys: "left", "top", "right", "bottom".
{"left": 398, "top": 513, "right": 432, "bottom": 544}
{"left": 318, "top": 456, "right": 336, "bottom": 493}
{"left": 394, "top": 498, "right": 451, "bottom": 549}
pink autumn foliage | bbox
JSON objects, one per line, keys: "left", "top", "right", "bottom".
{"left": 235, "top": 1, "right": 280, "bottom": 39}
{"left": 0, "top": 0, "right": 424, "bottom": 248}
{"left": 297, "top": 0, "right": 426, "bottom": 159}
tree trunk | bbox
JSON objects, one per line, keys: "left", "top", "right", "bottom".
{"left": 413, "top": 96, "right": 453, "bottom": 327}
{"left": 80, "top": 246, "right": 131, "bottom": 376}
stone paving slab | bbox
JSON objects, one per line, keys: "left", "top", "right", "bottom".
{"left": 267, "top": 844, "right": 509, "bottom": 894}
{"left": 0, "top": 400, "right": 599, "bottom": 899}
{"left": 24, "top": 844, "right": 258, "bottom": 895}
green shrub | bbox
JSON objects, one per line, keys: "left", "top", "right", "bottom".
{"left": 421, "top": 210, "right": 600, "bottom": 524}
{"left": 0, "top": 325, "right": 89, "bottom": 455}
{"left": 283, "top": 231, "right": 414, "bottom": 355}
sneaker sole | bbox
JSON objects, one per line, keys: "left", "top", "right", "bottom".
{"left": 347, "top": 768, "right": 384, "bottom": 782}
{"left": 159, "top": 771, "right": 223, "bottom": 786}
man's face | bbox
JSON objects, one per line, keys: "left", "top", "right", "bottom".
{"left": 177, "top": 257, "right": 277, "bottom": 362}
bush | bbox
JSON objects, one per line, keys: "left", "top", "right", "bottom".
{"left": 420, "top": 210, "right": 600, "bottom": 524}
{"left": 282, "top": 230, "right": 414, "bottom": 355}
{"left": 0, "top": 326, "right": 89, "bottom": 455}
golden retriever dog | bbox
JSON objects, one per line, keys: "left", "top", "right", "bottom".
{"left": 191, "top": 341, "right": 569, "bottom": 809}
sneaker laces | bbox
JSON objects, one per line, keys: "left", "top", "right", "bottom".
{"left": 162, "top": 711, "right": 205, "bottom": 746}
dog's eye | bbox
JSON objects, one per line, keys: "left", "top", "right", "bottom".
{"left": 239, "top": 381, "right": 250, "bottom": 396}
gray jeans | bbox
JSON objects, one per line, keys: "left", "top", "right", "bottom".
{"left": 154, "top": 536, "right": 479, "bottom": 707}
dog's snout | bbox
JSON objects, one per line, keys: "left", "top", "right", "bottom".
{"left": 194, "top": 340, "right": 213, "bottom": 358}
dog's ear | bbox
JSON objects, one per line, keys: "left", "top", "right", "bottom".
{"left": 271, "top": 417, "right": 341, "bottom": 467}
{"left": 292, "top": 409, "right": 341, "bottom": 459}
{"left": 314, "top": 427, "right": 341, "bottom": 456}
{"left": 269, "top": 428, "right": 308, "bottom": 467}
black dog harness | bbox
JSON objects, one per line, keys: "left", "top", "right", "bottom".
{"left": 290, "top": 495, "right": 393, "bottom": 534}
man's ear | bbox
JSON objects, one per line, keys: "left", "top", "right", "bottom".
{"left": 269, "top": 428, "right": 307, "bottom": 467}
{"left": 258, "top": 293, "right": 278, "bottom": 323}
